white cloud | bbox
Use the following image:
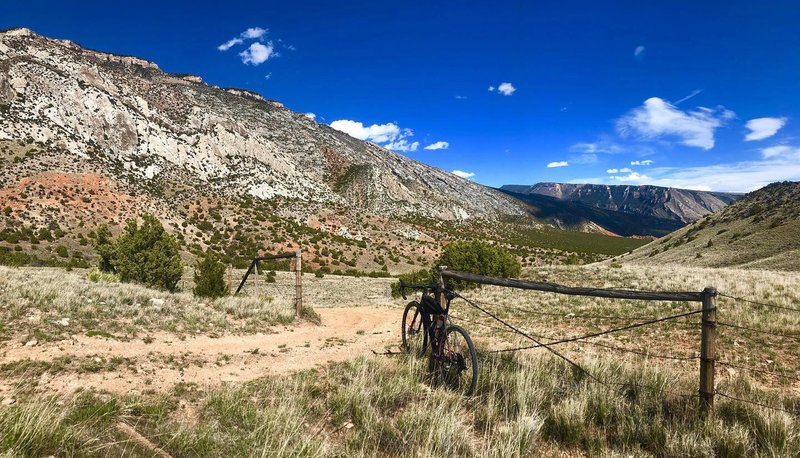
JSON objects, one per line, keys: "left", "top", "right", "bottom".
{"left": 634, "top": 45, "right": 645, "bottom": 58}
{"left": 488, "top": 82, "right": 516, "bottom": 96}
{"left": 264, "top": 72, "right": 272, "bottom": 80}
{"left": 384, "top": 139, "right": 419, "bottom": 152}
{"left": 452, "top": 170, "right": 475, "bottom": 179}
{"left": 218, "top": 37, "right": 243, "bottom": 51}
{"left": 304, "top": 113, "right": 316, "bottom": 120}
{"left": 424, "top": 141, "right": 449, "bottom": 150}
{"left": 616, "top": 97, "right": 734, "bottom": 150}
{"left": 329, "top": 119, "right": 420, "bottom": 152}
{"left": 630, "top": 159, "right": 654, "bottom": 166}
{"left": 455, "top": 95, "right": 467, "bottom": 100}
{"left": 498, "top": 82, "right": 516, "bottom": 96}
{"left": 610, "top": 171, "right": 649, "bottom": 182}
{"left": 606, "top": 167, "right": 633, "bottom": 174}
{"left": 761, "top": 145, "right": 800, "bottom": 159}
{"left": 330, "top": 120, "right": 400, "bottom": 143}
{"left": 547, "top": 161, "right": 569, "bottom": 168}
{"left": 745, "top": 117, "right": 787, "bottom": 141}
{"left": 241, "top": 27, "right": 267, "bottom": 39}
{"left": 239, "top": 42, "right": 275, "bottom": 65}
{"left": 218, "top": 27, "right": 268, "bottom": 51}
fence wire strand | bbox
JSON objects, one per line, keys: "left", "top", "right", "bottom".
{"left": 717, "top": 321, "right": 800, "bottom": 343}
{"left": 466, "top": 297, "right": 699, "bottom": 323}
{"left": 717, "top": 361, "right": 800, "bottom": 382}
{"left": 716, "top": 391, "right": 800, "bottom": 417}
{"left": 484, "top": 309, "right": 703, "bottom": 354}
{"left": 719, "top": 292, "right": 800, "bottom": 314}
{"left": 451, "top": 292, "right": 699, "bottom": 399}
{"left": 441, "top": 284, "right": 799, "bottom": 408}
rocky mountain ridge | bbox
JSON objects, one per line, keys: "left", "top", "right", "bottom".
{"left": 502, "top": 182, "right": 740, "bottom": 224}
{"left": 0, "top": 27, "right": 524, "bottom": 221}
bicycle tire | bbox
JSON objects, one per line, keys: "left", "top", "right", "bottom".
{"left": 431, "top": 324, "right": 478, "bottom": 395}
{"left": 402, "top": 301, "right": 428, "bottom": 355}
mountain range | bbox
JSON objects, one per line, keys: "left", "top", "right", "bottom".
{"left": 0, "top": 28, "right": 749, "bottom": 271}
{"left": 501, "top": 183, "right": 740, "bottom": 224}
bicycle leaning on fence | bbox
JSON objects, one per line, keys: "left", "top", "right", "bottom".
{"left": 399, "top": 280, "right": 478, "bottom": 395}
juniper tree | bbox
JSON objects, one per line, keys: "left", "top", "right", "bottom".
{"left": 112, "top": 214, "right": 183, "bottom": 292}
{"left": 193, "top": 251, "right": 229, "bottom": 298}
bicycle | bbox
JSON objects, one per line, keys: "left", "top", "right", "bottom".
{"left": 399, "top": 280, "right": 478, "bottom": 395}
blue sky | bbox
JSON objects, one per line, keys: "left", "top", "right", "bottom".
{"left": 4, "top": 1, "right": 800, "bottom": 192}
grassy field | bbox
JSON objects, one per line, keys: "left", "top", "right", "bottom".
{"left": 1, "top": 264, "right": 799, "bottom": 456}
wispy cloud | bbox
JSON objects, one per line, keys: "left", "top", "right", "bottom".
{"left": 424, "top": 141, "right": 449, "bottom": 150}
{"left": 744, "top": 117, "right": 787, "bottom": 141}
{"left": 384, "top": 139, "right": 419, "bottom": 152}
{"left": 630, "top": 159, "right": 654, "bottom": 166}
{"left": 218, "top": 27, "right": 268, "bottom": 51}
{"left": 605, "top": 155, "right": 800, "bottom": 192}
{"left": 761, "top": 145, "right": 800, "bottom": 159}
{"left": 610, "top": 171, "right": 649, "bottom": 182}
{"left": 452, "top": 170, "right": 475, "bottom": 179}
{"left": 634, "top": 45, "right": 645, "bottom": 60}
{"left": 329, "top": 119, "right": 418, "bottom": 152}
{"left": 455, "top": 95, "right": 467, "bottom": 100}
{"left": 547, "top": 161, "right": 569, "bottom": 168}
{"left": 673, "top": 89, "right": 703, "bottom": 105}
{"left": 488, "top": 82, "right": 516, "bottom": 96}
{"left": 606, "top": 167, "right": 632, "bottom": 174}
{"left": 616, "top": 97, "right": 734, "bottom": 150}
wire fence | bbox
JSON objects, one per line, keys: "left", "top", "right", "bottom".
{"left": 435, "top": 271, "right": 800, "bottom": 417}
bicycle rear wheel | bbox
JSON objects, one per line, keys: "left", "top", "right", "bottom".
{"left": 433, "top": 324, "right": 478, "bottom": 395}
{"left": 402, "top": 301, "right": 428, "bottom": 355}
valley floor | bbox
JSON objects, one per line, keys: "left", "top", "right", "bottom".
{"left": 1, "top": 264, "right": 799, "bottom": 456}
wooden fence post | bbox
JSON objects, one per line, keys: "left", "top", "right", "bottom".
{"left": 295, "top": 250, "right": 303, "bottom": 317}
{"left": 699, "top": 287, "right": 717, "bottom": 415}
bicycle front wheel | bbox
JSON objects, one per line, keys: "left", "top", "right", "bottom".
{"left": 436, "top": 325, "right": 478, "bottom": 395}
{"left": 402, "top": 301, "right": 428, "bottom": 355}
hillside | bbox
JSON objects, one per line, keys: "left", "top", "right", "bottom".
{"left": 616, "top": 181, "right": 800, "bottom": 270}
{"left": 502, "top": 182, "right": 740, "bottom": 224}
{"left": 0, "top": 28, "right": 646, "bottom": 272}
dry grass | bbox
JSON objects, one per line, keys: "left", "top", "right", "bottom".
{"left": 0, "top": 266, "right": 300, "bottom": 343}
{"left": 1, "top": 353, "right": 797, "bottom": 456}
{"left": 1, "top": 263, "right": 799, "bottom": 456}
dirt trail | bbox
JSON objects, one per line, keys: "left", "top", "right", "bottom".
{"left": 0, "top": 306, "right": 400, "bottom": 395}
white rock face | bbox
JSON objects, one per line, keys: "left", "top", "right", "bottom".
{"left": 0, "top": 29, "right": 525, "bottom": 220}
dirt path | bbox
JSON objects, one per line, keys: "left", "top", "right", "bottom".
{"left": 0, "top": 306, "right": 401, "bottom": 395}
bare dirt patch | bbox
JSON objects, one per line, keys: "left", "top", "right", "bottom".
{"left": 0, "top": 306, "right": 400, "bottom": 396}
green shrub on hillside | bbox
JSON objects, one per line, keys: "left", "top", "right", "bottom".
{"left": 193, "top": 252, "right": 229, "bottom": 299}
{"left": 112, "top": 214, "right": 183, "bottom": 292}
{"left": 93, "top": 224, "right": 115, "bottom": 273}
{"left": 437, "top": 241, "right": 521, "bottom": 290}
{"left": 391, "top": 241, "right": 521, "bottom": 296}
